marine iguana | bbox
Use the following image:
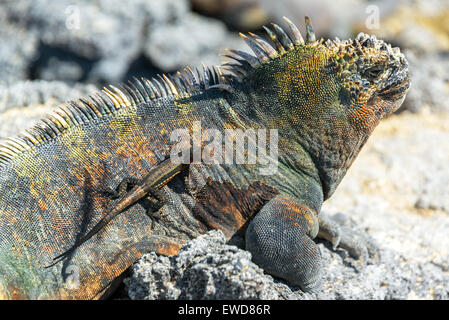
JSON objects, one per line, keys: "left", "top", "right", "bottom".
{"left": 0, "top": 16, "right": 410, "bottom": 299}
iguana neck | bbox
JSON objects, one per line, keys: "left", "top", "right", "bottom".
{"left": 225, "top": 50, "right": 368, "bottom": 199}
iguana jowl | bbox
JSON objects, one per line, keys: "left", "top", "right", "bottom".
{"left": 0, "top": 16, "right": 410, "bottom": 299}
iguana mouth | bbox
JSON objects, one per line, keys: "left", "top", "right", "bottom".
{"left": 367, "top": 75, "right": 410, "bottom": 117}
{"left": 379, "top": 75, "right": 411, "bottom": 101}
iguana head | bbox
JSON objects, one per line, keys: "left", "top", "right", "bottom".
{"left": 222, "top": 16, "right": 410, "bottom": 198}
{"left": 327, "top": 31, "right": 410, "bottom": 133}
{"left": 224, "top": 16, "right": 410, "bottom": 134}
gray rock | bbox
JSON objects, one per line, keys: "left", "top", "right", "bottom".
{"left": 3, "top": 0, "right": 142, "bottom": 82}
{"left": 0, "top": 80, "right": 97, "bottom": 139}
{"left": 36, "top": 57, "right": 85, "bottom": 83}
{"left": 141, "top": 0, "right": 246, "bottom": 71}
{"left": 125, "top": 211, "right": 449, "bottom": 300}
{"left": 0, "top": 17, "right": 39, "bottom": 85}
{"left": 401, "top": 50, "right": 449, "bottom": 113}
{"left": 144, "top": 13, "right": 230, "bottom": 71}
{"left": 0, "top": 0, "right": 244, "bottom": 84}
{"left": 258, "top": 0, "right": 399, "bottom": 39}
{"left": 0, "top": 80, "right": 97, "bottom": 112}
{"left": 124, "top": 230, "right": 299, "bottom": 300}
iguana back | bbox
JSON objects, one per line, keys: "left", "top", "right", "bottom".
{"left": 0, "top": 77, "right": 235, "bottom": 298}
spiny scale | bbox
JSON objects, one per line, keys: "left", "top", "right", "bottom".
{"left": 232, "top": 15, "right": 317, "bottom": 69}
{"left": 0, "top": 16, "right": 320, "bottom": 168}
{"left": 305, "top": 16, "right": 316, "bottom": 42}
{"left": 283, "top": 16, "right": 304, "bottom": 45}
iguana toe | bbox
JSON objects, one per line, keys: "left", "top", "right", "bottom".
{"left": 318, "top": 212, "right": 380, "bottom": 270}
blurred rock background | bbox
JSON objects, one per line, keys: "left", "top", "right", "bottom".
{"left": 0, "top": 0, "right": 448, "bottom": 299}
{"left": 0, "top": 0, "right": 448, "bottom": 112}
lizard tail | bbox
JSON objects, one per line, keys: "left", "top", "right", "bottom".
{"left": 45, "top": 213, "right": 117, "bottom": 268}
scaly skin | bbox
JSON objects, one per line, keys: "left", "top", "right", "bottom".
{"left": 0, "top": 17, "right": 409, "bottom": 299}
{"left": 48, "top": 158, "right": 189, "bottom": 265}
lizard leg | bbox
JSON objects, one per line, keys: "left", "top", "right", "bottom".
{"left": 145, "top": 187, "right": 168, "bottom": 221}
{"left": 105, "top": 178, "right": 168, "bottom": 221}
{"left": 101, "top": 177, "right": 142, "bottom": 199}
{"left": 245, "top": 195, "right": 322, "bottom": 292}
{"left": 318, "top": 212, "right": 379, "bottom": 269}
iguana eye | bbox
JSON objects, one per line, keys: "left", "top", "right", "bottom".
{"left": 363, "top": 66, "right": 383, "bottom": 79}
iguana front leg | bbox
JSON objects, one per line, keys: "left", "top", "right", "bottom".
{"left": 245, "top": 195, "right": 323, "bottom": 292}
{"left": 246, "top": 195, "right": 380, "bottom": 290}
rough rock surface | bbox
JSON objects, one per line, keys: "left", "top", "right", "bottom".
{"left": 0, "top": 19, "right": 39, "bottom": 85}
{"left": 142, "top": 4, "right": 241, "bottom": 71}
{"left": 0, "top": 0, "right": 244, "bottom": 84}
{"left": 124, "top": 230, "right": 298, "bottom": 300}
{"left": 399, "top": 50, "right": 449, "bottom": 113}
{"left": 0, "top": 80, "right": 96, "bottom": 139}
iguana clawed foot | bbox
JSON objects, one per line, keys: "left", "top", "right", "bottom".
{"left": 144, "top": 187, "right": 168, "bottom": 221}
{"left": 245, "top": 199, "right": 380, "bottom": 293}
{"left": 318, "top": 212, "right": 380, "bottom": 271}
{"left": 245, "top": 195, "right": 323, "bottom": 293}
